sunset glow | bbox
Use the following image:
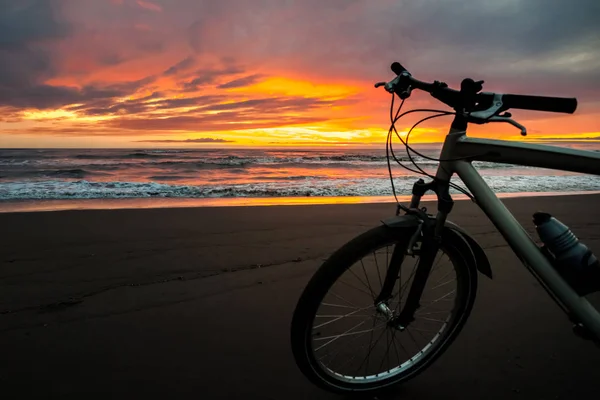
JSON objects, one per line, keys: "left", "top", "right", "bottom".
{"left": 1, "top": 0, "right": 599, "bottom": 148}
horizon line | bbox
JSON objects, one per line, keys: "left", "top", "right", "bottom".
{"left": 2, "top": 138, "right": 600, "bottom": 150}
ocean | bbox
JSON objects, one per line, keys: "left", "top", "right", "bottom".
{"left": 1, "top": 142, "right": 600, "bottom": 212}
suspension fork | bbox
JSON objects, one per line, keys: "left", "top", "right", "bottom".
{"left": 391, "top": 226, "right": 441, "bottom": 328}
{"left": 373, "top": 226, "right": 418, "bottom": 306}
{"left": 375, "top": 178, "right": 454, "bottom": 328}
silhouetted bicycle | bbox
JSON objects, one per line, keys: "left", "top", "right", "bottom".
{"left": 290, "top": 62, "right": 600, "bottom": 394}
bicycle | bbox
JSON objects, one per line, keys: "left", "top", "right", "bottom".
{"left": 289, "top": 62, "right": 600, "bottom": 394}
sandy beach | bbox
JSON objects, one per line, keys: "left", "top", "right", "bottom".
{"left": 1, "top": 194, "right": 600, "bottom": 399}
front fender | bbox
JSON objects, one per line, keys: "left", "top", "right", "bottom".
{"left": 445, "top": 220, "right": 493, "bottom": 279}
{"left": 381, "top": 214, "right": 493, "bottom": 279}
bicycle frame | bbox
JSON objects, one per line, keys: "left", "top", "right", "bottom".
{"left": 436, "top": 128, "right": 600, "bottom": 339}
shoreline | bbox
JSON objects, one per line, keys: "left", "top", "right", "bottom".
{"left": 1, "top": 190, "right": 600, "bottom": 213}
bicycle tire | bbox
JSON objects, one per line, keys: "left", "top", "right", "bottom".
{"left": 290, "top": 224, "right": 478, "bottom": 394}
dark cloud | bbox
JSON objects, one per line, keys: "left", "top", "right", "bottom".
{"left": 63, "top": 93, "right": 352, "bottom": 133}
{"left": 110, "top": 114, "right": 326, "bottom": 131}
{"left": 180, "top": 65, "right": 245, "bottom": 91}
{"left": 181, "top": 77, "right": 213, "bottom": 91}
{"left": 379, "top": 1, "right": 600, "bottom": 98}
{"left": 136, "top": 138, "right": 234, "bottom": 143}
{"left": 65, "top": 98, "right": 116, "bottom": 112}
{"left": 163, "top": 56, "right": 196, "bottom": 76}
{"left": 0, "top": 73, "right": 157, "bottom": 110}
{"left": 0, "top": 0, "right": 155, "bottom": 109}
{"left": 153, "top": 95, "right": 224, "bottom": 109}
{"left": 183, "top": 0, "right": 600, "bottom": 99}
{"left": 200, "top": 97, "right": 338, "bottom": 113}
{"left": 72, "top": 94, "right": 225, "bottom": 117}
{"left": 104, "top": 75, "right": 158, "bottom": 93}
{"left": 0, "top": 0, "right": 70, "bottom": 91}
{"left": 378, "top": 1, "right": 599, "bottom": 57}
{"left": 135, "top": 39, "right": 165, "bottom": 54}
{"left": 0, "top": 84, "right": 125, "bottom": 110}
{"left": 0, "top": 0, "right": 70, "bottom": 51}
{"left": 217, "top": 74, "right": 263, "bottom": 89}
{"left": 5, "top": 125, "right": 125, "bottom": 136}
{"left": 97, "top": 52, "right": 127, "bottom": 66}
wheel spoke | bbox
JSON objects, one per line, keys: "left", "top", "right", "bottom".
{"left": 318, "top": 315, "right": 376, "bottom": 364}
{"left": 415, "top": 309, "right": 451, "bottom": 316}
{"left": 361, "top": 312, "right": 378, "bottom": 376}
{"left": 359, "top": 259, "right": 375, "bottom": 299}
{"left": 405, "top": 327, "right": 421, "bottom": 351}
{"left": 321, "top": 302, "right": 356, "bottom": 309}
{"left": 390, "top": 330, "right": 400, "bottom": 366}
{"left": 373, "top": 251, "right": 383, "bottom": 288}
{"left": 402, "top": 255, "right": 421, "bottom": 292}
{"left": 419, "top": 289, "right": 456, "bottom": 311}
{"left": 313, "top": 305, "right": 373, "bottom": 329}
{"left": 315, "top": 314, "right": 374, "bottom": 318}
{"left": 412, "top": 326, "right": 429, "bottom": 341}
{"left": 386, "top": 246, "right": 389, "bottom": 277}
{"left": 314, "top": 319, "right": 370, "bottom": 351}
{"left": 429, "top": 277, "right": 456, "bottom": 291}
{"left": 346, "top": 262, "right": 375, "bottom": 297}
{"left": 430, "top": 251, "right": 445, "bottom": 272}
{"left": 418, "top": 316, "right": 447, "bottom": 323}
{"left": 391, "top": 256, "right": 420, "bottom": 312}
{"left": 390, "top": 329, "right": 403, "bottom": 367}
{"left": 430, "top": 269, "right": 454, "bottom": 288}
{"left": 408, "top": 327, "right": 440, "bottom": 334}
{"left": 337, "top": 278, "right": 374, "bottom": 298}
{"left": 327, "top": 290, "right": 359, "bottom": 309}
{"left": 378, "top": 327, "right": 394, "bottom": 372}
{"left": 314, "top": 319, "right": 388, "bottom": 350}
{"left": 356, "top": 323, "right": 388, "bottom": 376}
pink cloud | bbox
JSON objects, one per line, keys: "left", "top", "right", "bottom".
{"left": 136, "top": 0, "right": 162, "bottom": 12}
{"left": 134, "top": 23, "right": 152, "bottom": 31}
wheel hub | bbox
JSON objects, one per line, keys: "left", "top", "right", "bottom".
{"left": 376, "top": 302, "right": 394, "bottom": 320}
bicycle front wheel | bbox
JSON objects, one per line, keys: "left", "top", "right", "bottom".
{"left": 290, "top": 224, "right": 478, "bottom": 394}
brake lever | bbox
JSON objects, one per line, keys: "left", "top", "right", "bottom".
{"left": 374, "top": 80, "right": 396, "bottom": 93}
{"left": 487, "top": 115, "right": 528, "bottom": 136}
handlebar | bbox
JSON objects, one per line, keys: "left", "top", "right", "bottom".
{"left": 502, "top": 94, "right": 577, "bottom": 114}
{"left": 378, "top": 62, "right": 578, "bottom": 117}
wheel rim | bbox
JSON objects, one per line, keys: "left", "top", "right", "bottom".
{"left": 309, "top": 241, "right": 462, "bottom": 384}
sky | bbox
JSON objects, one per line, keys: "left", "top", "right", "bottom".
{"left": 1, "top": 0, "right": 599, "bottom": 148}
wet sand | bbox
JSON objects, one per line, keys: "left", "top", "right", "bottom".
{"left": 1, "top": 194, "right": 599, "bottom": 399}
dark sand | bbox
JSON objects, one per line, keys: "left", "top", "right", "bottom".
{"left": 1, "top": 194, "right": 599, "bottom": 399}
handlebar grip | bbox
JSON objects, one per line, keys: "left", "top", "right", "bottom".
{"left": 391, "top": 62, "right": 408, "bottom": 75}
{"left": 502, "top": 94, "right": 577, "bottom": 114}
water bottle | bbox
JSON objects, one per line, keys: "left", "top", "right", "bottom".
{"left": 533, "top": 212, "right": 600, "bottom": 296}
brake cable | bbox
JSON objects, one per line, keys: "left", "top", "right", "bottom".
{"left": 386, "top": 93, "right": 475, "bottom": 204}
